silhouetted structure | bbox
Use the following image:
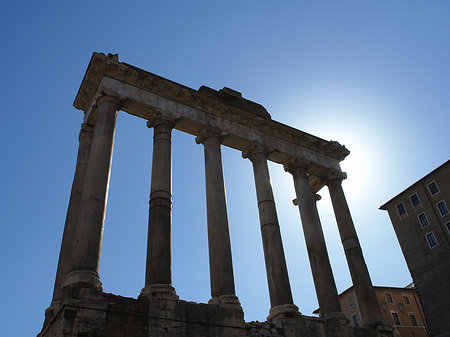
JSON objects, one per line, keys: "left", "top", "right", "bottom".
{"left": 38, "top": 52, "right": 396, "bottom": 337}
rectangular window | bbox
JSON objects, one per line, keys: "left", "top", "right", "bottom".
{"left": 409, "top": 313, "right": 418, "bottom": 326}
{"left": 391, "top": 312, "right": 401, "bottom": 325}
{"left": 346, "top": 294, "right": 354, "bottom": 307}
{"left": 396, "top": 202, "right": 407, "bottom": 218}
{"left": 428, "top": 181, "right": 439, "bottom": 195}
{"left": 418, "top": 212, "right": 429, "bottom": 228}
{"left": 386, "top": 293, "right": 394, "bottom": 304}
{"left": 403, "top": 296, "right": 410, "bottom": 305}
{"left": 410, "top": 193, "right": 421, "bottom": 207}
{"left": 352, "top": 314, "right": 360, "bottom": 327}
{"left": 437, "top": 201, "right": 449, "bottom": 216}
{"left": 426, "top": 232, "right": 438, "bottom": 248}
{"left": 446, "top": 221, "right": 450, "bottom": 235}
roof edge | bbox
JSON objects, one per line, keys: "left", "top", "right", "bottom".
{"left": 379, "top": 159, "right": 450, "bottom": 210}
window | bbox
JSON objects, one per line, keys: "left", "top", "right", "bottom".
{"left": 426, "top": 232, "right": 438, "bottom": 248}
{"left": 386, "top": 293, "right": 394, "bottom": 304}
{"left": 396, "top": 202, "right": 407, "bottom": 219}
{"left": 352, "top": 314, "right": 360, "bottom": 327}
{"left": 403, "top": 295, "right": 410, "bottom": 305}
{"left": 391, "top": 312, "right": 401, "bottom": 325}
{"left": 428, "top": 181, "right": 439, "bottom": 195}
{"left": 437, "top": 201, "right": 449, "bottom": 217}
{"left": 346, "top": 294, "right": 354, "bottom": 307}
{"left": 410, "top": 193, "right": 421, "bottom": 207}
{"left": 409, "top": 313, "right": 418, "bottom": 326}
{"left": 446, "top": 221, "right": 450, "bottom": 235}
{"left": 417, "top": 212, "right": 429, "bottom": 228}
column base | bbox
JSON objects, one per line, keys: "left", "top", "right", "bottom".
{"left": 61, "top": 270, "right": 103, "bottom": 291}
{"left": 267, "top": 304, "right": 301, "bottom": 321}
{"left": 321, "top": 311, "right": 348, "bottom": 324}
{"left": 43, "top": 300, "right": 63, "bottom": 327}
{"left": 139, "top": 284, "right": 179, "bottom": 300}
{"left": 45, "top": 300, "right": 62, "bottom": 317}
{"left": 208, "top": 295, "right": 242, "bottom": 309}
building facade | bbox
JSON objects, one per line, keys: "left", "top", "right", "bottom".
{"left": 339, "top": 285, "right": 429, "bottom": 337}
{"left": 380, "top": 160, "right": 450, "bottom": 337}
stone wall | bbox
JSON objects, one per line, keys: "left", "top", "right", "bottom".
{"left": 39, "top": 289, "right": 395, "bottom": 337}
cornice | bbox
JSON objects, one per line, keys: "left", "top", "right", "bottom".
{"left": 74, "top": 52, "right": 350, "bottom": 163}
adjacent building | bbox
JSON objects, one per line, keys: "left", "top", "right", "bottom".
{"left": 338, "top": 285, "right": 429, "bottom": 337}
{"left": 380, "top": 160, "right": 450, "bottom": 337}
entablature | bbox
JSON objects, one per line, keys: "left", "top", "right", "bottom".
{"left": 74, "top": 52, "right": 349, "bottom": 193}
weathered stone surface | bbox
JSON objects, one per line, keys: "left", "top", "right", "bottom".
{"left": 198, "top": 86, "right": 271, "bottom": 120}
{"left": 142, "top": 117, "right": 177, "bottom": 297}
{"left": 285, "top": 161, "right": 342, "bottom": 319}
{"left": 52, "top": 123, "right": 94, "bottom": 304}
{"left": 39, "top": 53, "right": 395, "bottom": 337}
{"left": 326, "top": 175, "right": 386, "bottom": 327}
{"left": 39, "top": 293, "right": 396, "bottom": 337}
{"left": 74, "top": 53, "right": 349, "bottom": 193}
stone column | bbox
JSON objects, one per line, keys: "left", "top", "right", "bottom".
{"left": 52, "top": 123, "right": 94, "bottom": 304}
{"left": 326, "top": 172, "right": 386, "bottom": 327}
{"left": 284, "top": 158, "right": 344, "bottom": 321}
{"left": 62, "top": 95, "right": 120, "bottom": 290}
{"left": 243, "top": 144, "right": 299, "bottom": 319}
{"left": 196, "top": 131, "right": 240, "bottom": 307}
{"left": 140, "top": 116, "right": 178, "bottom": 299}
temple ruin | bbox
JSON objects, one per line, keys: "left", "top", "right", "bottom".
{"left": 38, "top": 52, "right": 395, "bottom": 337}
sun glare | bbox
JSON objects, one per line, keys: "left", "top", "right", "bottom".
{"left": 339, "top": 138, "right": 371, "bottom": 198}
{"left": 276, "top": 83, "right": 392, "bottom": 201}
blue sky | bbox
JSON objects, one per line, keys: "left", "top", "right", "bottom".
{"left": 1, "top": 1, "right": 449, "bottom": 335}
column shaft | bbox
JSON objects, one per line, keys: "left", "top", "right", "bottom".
{"left": 52, "top": 124, "right": 94, "bottom": 302}
{"left": 145, "top": 119, "right": 174, "bottom": 288}
{"left": 327, "top": 177, "right": 385, "bottom": 326}
{"left": 247, "top": 150, "right": 294, "bottom": 308}
{"left": 287, "top": 164, "right": 343, "bottom": 318}
{"left": 202, "top": 135, "right": 236, "bottom": 300}
{"left": 63, "top": 96, "right": 119, "bottom": 289}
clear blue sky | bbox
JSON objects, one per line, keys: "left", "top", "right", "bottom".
{"left": 1, "top": 1, "right": 449, "bottom": 335}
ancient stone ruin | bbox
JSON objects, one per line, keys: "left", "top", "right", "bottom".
{"left": 38, "top": 52, "right": 395, "bottom": 337}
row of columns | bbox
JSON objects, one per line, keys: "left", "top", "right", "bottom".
{"left": 53, "top": 94, "right": 385, "bottom": 326}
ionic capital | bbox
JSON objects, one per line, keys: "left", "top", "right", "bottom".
{"left": 283, "top": 156, "right": 311, "bottom": 174}
{"left": 322, "top": 169, "right": 347, "bottom": 185}
{"left": 147, "top": 112, "right": 179, "bottom": 129}
{"left": 96, "top": 94, "right": 123, "bottom": 109}
{"left": 195, "top": 127, "right": 227, "bottom": 145}
{"left": 242, "top": 141, "right": 273, "bottom": 161}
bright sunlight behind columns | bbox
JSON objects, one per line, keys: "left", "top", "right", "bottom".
{"left": 276, "top": 80, "right": 401, "bottom": 201}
